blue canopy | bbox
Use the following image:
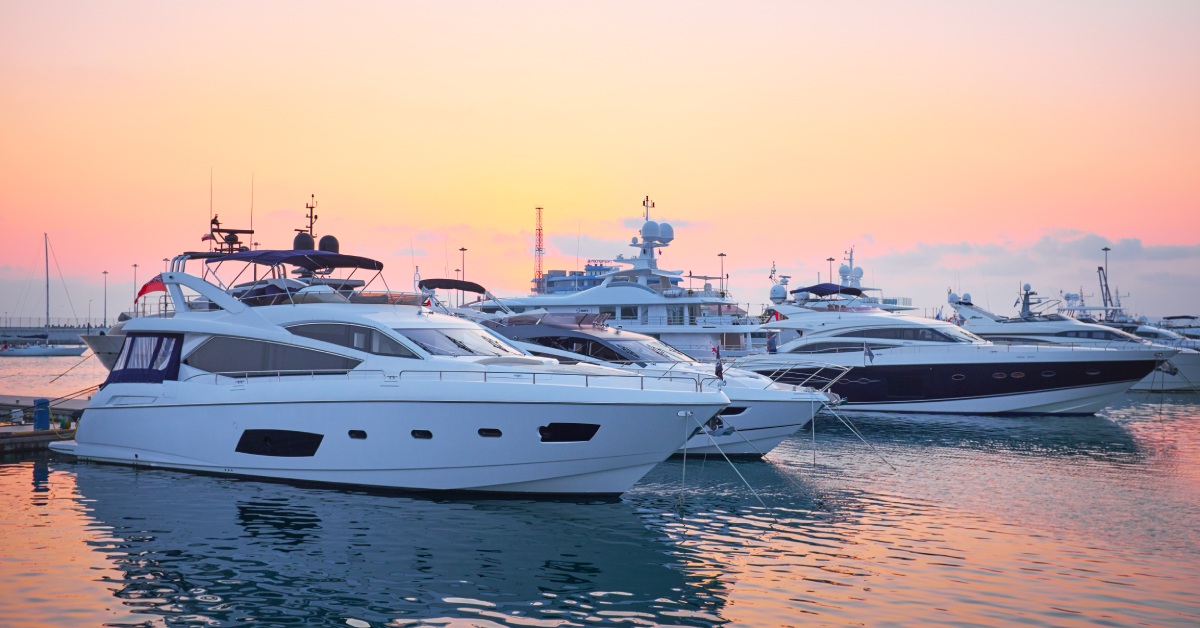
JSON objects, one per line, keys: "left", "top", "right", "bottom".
{"left": 790, "top": 282, "right": 864, "bottom": 297}
{"left": 206, "top": 249, "right": 384, "bottom": 271}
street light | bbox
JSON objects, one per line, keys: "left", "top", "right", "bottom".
{"left": 827, "top": 257, "right": 835, "bottom": 284}
{"left": 87, "top": 300, "right": 92, "bottom": 333}
{"left": 102, "top": 270, "right": 109, "bottom": 327}
{"left": 459, "top": 247, "right": 467, "bottom": 305}
{"left": 718, "top": 253, "right": 726, "bottom": 293}
{"left": 162, "top": 257, "right": 169, "bottom": 272}
{"left": 132, "top": 264, "right": 139, "bottom": 315}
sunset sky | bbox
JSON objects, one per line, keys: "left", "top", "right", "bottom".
{"left": 2, "top": 1, "right": 1198, "bottom": 324}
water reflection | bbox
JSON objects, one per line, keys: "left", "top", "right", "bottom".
{"left": 68, "top": 463, "right": 727, "bottom": 626}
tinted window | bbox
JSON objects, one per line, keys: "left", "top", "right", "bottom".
{"left": 789, "top": 342, "right": 889, "bottom": 354}
{"left": 185, "top": 336, "right": 362, "bottom": 376}
{"left": 394, "top": 328, "right": 524, "bottom": 357}
{"left": 836, "top": 327, "right": 962, "bottom": 342}
{"left": 288, "top": 323, "right": 418, "bottom": 358}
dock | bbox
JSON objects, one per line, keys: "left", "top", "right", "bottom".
{"left": 0, "top": 394, "right": 85, "bottom": 454}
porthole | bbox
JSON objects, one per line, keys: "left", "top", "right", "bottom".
{"left": 1042, "top": 371, "right": 1056, "bottom": 378}
{"left": 992, "top": 373, "right": 1007, "bottom": 379}
{"left": 1010, "top": 372, "right": 1025, "bottom": 379}
{"left": 348, "top": 430, "right": 367, "bottom": 440}
{"left": 951, "top": 374, "right": 966, "bottom": 381}
{"left": 1086, "top": 369, "right": 1101, "bottom": 376}
{"left": 411, "top": 430, "right": 432, "bottom": 439}
{"left": 478, "top": 428, "right": 502, "bottom": 438}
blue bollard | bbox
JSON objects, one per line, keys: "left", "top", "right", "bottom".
{"left": 33, "top": 398, "right": 50, "bottom": 431}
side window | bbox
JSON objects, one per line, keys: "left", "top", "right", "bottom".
{"left": 185, "top": 336, "right": 362, "bottom": 376}
{"left": 287, "top": 323, "right": 418, "bottom": 358}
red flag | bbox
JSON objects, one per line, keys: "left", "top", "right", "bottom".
{"left": 136, "top": 274, "right": 166, "bottom": 300}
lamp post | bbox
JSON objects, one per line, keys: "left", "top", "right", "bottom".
{"left": 1102, "top": 246, "right": 1111, "bottom": 276}
{"left": 718, "top": 253, "right": 726, "bottom": 293}
{"left": 455, "top": 268, "right": 461, "bottom": 307}
{"left": 162, "top": 257, "right": 168, "bottom": 272}
{"left": 102, "top": 270, "right": 109, "bottom": 327}
{"left": 459, "top": 247, "right": 467, "bottom": 305}
{"left": 87, "top": 300, "right": 92, "bottom": 333}
{"left": 827, "top": 257, "right": 835, "bottom": 284}
{"left": 132, "top": 264, "right": 139, "bottom": 316}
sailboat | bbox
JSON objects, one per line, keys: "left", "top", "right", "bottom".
{"left": 0, "top": 234, "right": 87, "bottom": 357}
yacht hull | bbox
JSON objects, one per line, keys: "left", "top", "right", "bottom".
{"left": 51, "top": 381, "right": 727, "bottom": 495}
{"left": 1128, "top": 352, "right": 1200, "bottom": 392}
{"left": 0, "top": 344, "right": 87, "bottom": 357}
{"left": 680, "top": 391, "right": 825, "bottom": 456}
{"left": 739, "top": 354, "right": 1161, "bottom": 415}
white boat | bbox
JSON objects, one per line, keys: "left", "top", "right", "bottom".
{"left": 51, "top": 247, "right": 729, "bottom": 495}
{"left": 0, "top": 233, "right": 86, "bottom": 357}
{"left": 728, "top": 286, "right": 1171, "bottom": 414}
{"left": 474, "top": 197, "right": 762, "bottom": 359}
{"left": 949, "top": 285, "right": 1200, "bottom": 392}
{"left": 477, "top": 310, "right": 847, "bottom": 457}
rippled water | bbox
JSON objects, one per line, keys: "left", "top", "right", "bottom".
{"left": 2, "top": 357, "right": 1199, "bottom": 626}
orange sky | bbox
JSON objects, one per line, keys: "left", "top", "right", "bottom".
{"left": 2, "top": 1, "right": 1198, "bottom": 323}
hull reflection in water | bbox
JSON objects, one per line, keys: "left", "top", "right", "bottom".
{"left": 67, "top": 462, "right": 727, "bottom": 626}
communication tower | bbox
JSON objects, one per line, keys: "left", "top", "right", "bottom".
{"left": 533, "top": 206, "right": 545, "bottom": 294}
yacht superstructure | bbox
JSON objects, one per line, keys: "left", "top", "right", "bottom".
{"left": 51, "top": 247, "right": 729, "bottom": 495}
{"left": 475, "top": 197, "right": 760, "bottom": 359}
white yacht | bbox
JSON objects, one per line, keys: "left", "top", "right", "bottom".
{"left": 727, "top": 284, "right": 1171, "bottom": 414}
{"left": 475, "top": 197, "right": 762, "bottom": 359}
{"left": 1, "top": 234, "right": 86, "bottom": 357}
{"left": 949, "top": 286, "right": 1200, "bottom": 392}
{"left": 477, "top": 311, "right": 847, "bottom": 457}
{"left": 50, "top": 248, "right": 730, "bottom": 495}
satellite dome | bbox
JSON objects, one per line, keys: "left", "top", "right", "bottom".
{"left": 1023, "top": 283, "right": 1032, "bottom": 292}
{"left": 852, "top": 267, "right": 864, "bottom": 279}
{"left": 769, "top": 284, "right": 787, "bottom": 304}
{"left": 293, "top": 232, "right": 315, "bottom": 250}
{"left": 949, "top": 292, "right": 960, "bottom": 303}
{"left": 640, "top": 220, "right": 660, "bottom": 242}
{"left": 658, "top": 222, "right": 674, "bottom": 244}
{"left": 793, "top": 291, "right": 810, "bottom": 302}
{"left": 318, "top": 234, "right": 340, "bottom": 253}
{"left": 839, "top": 264, "right": 851, "bottom": 278}
{"left": 962, "top": 292, "right": 972, "bottom": 304}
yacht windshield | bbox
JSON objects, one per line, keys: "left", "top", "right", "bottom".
{"left": 609, "top": 339, "right": 696, "bottom": 363}
{"left": 937, "top": 325, "right": 988, "bottom": 343}
{"left": 395, "top": 328, "right": 524, "bottom": 357}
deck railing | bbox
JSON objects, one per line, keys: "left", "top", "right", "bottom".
{"left": 183, "top": 367, "right": 708, "bottom": 392}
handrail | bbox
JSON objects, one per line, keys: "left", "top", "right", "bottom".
{"left": 182, "top": 367, "right": 707, "bottom": 392}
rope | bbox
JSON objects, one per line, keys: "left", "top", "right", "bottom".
{"left": 48, "top": 353, "right": 94, "bottom": 384}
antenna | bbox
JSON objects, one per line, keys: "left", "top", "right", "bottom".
{"left": 533, "top": 206, "right": 545, "bottom": 294}
{"left": 643, "top": 195, "right": 654, "bottom": 221}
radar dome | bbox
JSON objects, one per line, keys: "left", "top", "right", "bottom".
{"left": 962, "top": 292, "right": 972, "bottom": 304}
{"left": 293, "top": 232, "right": 315, "bottom": 250}
{"left": 640, "top": 220, "right": 660, "bottom": 242}
{"left": 658, "top": 222, "right": 674, "bottom": 244}
{"left": 839, "top": 264, "right": 851, "bottom": 278}
{"left": 1023, "top": 283, "right": 1032, "bottom": 291}
{"left": 852, "top": 267, "right": 864, "bottom": 279}
{"left": 949, "top": 292, "right": 960, "bottom": 303}
{"left": 769, "top": 284, "right": 787, "bottom": 304}
{"left": 793, "top": 291, "right": 810, "bottom": 302}
{"left": 318, "top": 235, "right": 340, "bottom": 253}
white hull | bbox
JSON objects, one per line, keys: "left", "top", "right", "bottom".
{"left": 1129, "top": 352, "right": 1200, "bottom": 392}
{"left": 680, "top": 393, "right": 824, "bottom": 456}
{"left": 80, "top": 332, "right": 124, "bottom": 369}
{"left": 52, "top": 379, "right": 726, "bottom": 495}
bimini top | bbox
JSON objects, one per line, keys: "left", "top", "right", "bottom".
{"left": 790, "top": 282, "right": 864, "bottom": 297}
{"left": 207, "top": 249, "right": 384, "bottom": 271}
{"left": 419, "top": 278, "right": 487, "bottom": 294}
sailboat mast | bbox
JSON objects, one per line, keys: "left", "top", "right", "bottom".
{"left": 44, "top": 233, "right": 50, "bottom": 342}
